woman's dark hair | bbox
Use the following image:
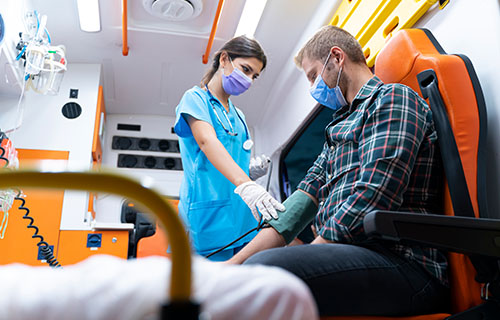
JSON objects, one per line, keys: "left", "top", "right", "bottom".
{"left": 201, "top": 35, "right": 267, "bottom": 86}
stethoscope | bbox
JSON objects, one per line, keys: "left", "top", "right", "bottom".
{"left": 205, "top": 85, "right": 254, "bottom": 150}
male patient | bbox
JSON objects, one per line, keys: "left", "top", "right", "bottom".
{"left": 226, "top": 25, "right": 449, "bottom": 316}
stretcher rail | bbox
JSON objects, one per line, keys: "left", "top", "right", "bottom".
{"left": 0, "top": 169, "right": 192, "bottom": 303}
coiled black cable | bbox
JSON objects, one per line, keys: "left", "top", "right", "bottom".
{"left": 15, "top": 192, "right": 62, "bottom": 268}
{"left": 0, "top": 145, "right": 8, "bottom": 168}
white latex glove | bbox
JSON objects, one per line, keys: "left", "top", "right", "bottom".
{"left": 235, "top": 181, "right": 285, "bottom": 221}
{"left": 249, "top": 154, "right": 271, "bottom": 180}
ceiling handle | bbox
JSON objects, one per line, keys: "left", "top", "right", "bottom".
{"left": 122, "top": 0, "right": 129, "bottom": 56}
{"left": 202, "top": 0, "right": 225, "bottom": 64}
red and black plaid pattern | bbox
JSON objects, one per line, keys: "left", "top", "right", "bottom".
{"left": 298, "top": 76, "right": 448, "bottom": 285}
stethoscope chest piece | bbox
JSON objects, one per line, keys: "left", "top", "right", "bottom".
{"left": 243, "top": 139, "right": 254, "bottom": 151}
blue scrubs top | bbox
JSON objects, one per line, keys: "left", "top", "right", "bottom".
{"left": 174, "top": 86, "right": 258, "bottom": 255}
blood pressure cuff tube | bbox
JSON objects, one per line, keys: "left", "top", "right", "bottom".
{"left": 267, "top": 190, "right": 318, "bottom": 244}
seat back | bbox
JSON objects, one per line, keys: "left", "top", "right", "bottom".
{"left": 374, "top": 28, "right": 488, "bottom": 313}
{"left": 136, "top": 198, "right": 177, "bottom": 258}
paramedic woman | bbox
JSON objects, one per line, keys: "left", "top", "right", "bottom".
{"left": 174, "top": 36, "right": 285, "bottom": 261}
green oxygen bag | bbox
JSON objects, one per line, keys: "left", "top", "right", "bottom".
{"left": 267, "top": 190, "right": 318, "bottom": 244}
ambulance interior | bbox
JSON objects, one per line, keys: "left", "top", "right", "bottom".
{"left": 1, "top": 0, "right": 500, "bottom": 319}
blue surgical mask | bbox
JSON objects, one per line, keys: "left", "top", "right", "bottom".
{"left": 309, "top": 52, "right": 347, "bottom": 110}
{"left": 222, "top": 59, "right": 253, "bottom": 96}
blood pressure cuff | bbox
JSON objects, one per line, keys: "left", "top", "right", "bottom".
{"left": 267, "top": 190, "right": 318, "bottom": 244}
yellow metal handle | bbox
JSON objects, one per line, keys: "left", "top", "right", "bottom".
{"left": 0, "top": 170, "right": 191, "bottom": 303}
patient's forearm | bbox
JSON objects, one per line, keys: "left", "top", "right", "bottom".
{"left": 226, "top": 190, "right": 318, "bottom": 264}
{"left": 226, "top": 227, "right": 285, "bottom": 264}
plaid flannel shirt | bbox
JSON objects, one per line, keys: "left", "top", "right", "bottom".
{"left": 297, "top": 76, "right": 448, "bottom": 285}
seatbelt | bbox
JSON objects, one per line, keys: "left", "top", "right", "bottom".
{"left": 418, "top": 70, "right": 474, "bottom": 217}
{"left": 417, "top": 69, "right": 500, "bottom": 299}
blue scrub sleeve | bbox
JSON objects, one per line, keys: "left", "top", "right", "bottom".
{"left": 267, "top": 190, "right": 318, "bottom": 244}
{"left": 174, "top": 89, "right": 213, "bottom": 138}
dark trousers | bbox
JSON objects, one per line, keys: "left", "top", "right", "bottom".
{"left": 244, "top": 243, "right": 449, "bottom": 316}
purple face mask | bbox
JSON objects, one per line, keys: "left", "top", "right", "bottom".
{"left": 221, "top": 59, "right": 253, "bottom": 96}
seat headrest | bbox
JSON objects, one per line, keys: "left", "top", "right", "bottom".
{"left": 375, "top": 29, "right": 443, "bottom": 84}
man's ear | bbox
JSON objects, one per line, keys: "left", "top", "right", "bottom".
{"left": 330, "top": 47, "right": 345, "bottom": 65}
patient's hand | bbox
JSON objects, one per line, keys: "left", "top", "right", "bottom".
{"left": 311, "top": 236, "right": 332, "bottom": 244}
{"left": 311, "top": 224, "right": 318, "bottom": 238}
{"left": 288, "top": 238, "right": 304, "bottom": 246}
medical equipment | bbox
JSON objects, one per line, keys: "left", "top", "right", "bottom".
{"left": 0, "top": 187, "right": 13, "bottom": 238}
{"left": 15, "top": 193, "right": 62, "bottom": 268}
{"left": 16, "top": 11, "right": 67, "bottom": 96}
{"left": 0, "top": 132, "right": 17, "bottom": 239}
{"left": 205, "top": 217, "right": 270, "bottom": 259}
{"left": 205, "top": 85, "right": 254, "bottom": 150}
{"left": 267, "top": 190, "right": 318, "bottom": 244}
{"left": 4, "top": 10, "right": 68, "bottom": 133}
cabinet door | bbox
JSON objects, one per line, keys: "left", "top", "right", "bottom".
{"left": 92, "top": 85, "right": 106, "bottom": 163}
{"left": 57, "top": 230, "right": 129, "bottom": 266}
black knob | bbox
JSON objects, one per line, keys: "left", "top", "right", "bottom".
{"left": 138, "top": 138, "right": 151, "bottom": 150}
{"left": 121, "top": 155, "right": 137, "bottom": 168}
{"left": 116, "top": 137, "right": 132, "bottom": 150}
{"left": 158, "top": 139, "right": 170, "bottom": 152}
{"left": 144, "top": 156, "right": 157, "bottom": 168}
{"left": 164, "top": 158, "right": 176, "bottom": 169}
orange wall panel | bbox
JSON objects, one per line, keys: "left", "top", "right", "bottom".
{"left": 0, "top": 149, "right": 68, "bottom": 266}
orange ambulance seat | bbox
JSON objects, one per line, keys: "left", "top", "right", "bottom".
{"left": 322, "top": 28, "right": 487, "bottom": 319}
{"left": 136, "top": 199, "right": 178, "bottom": 258}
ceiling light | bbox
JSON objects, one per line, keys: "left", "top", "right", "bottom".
{"left": 234, "top": 0, "right": 268, "bottom": 38}
{"left": 76, "top": 0, "right": 101, "bottom": 32}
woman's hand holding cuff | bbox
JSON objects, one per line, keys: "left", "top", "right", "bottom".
{"left": 234, "top": 181, "right": 285, "bottom": 221}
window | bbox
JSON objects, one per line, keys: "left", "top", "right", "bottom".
{"left": 279, "top": 104, "right": 334, "bottom": 198}
{"left": 278, "top": 104, "right": 334, "bottom": 242}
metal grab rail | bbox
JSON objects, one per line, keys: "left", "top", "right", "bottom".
{"left": 0, "top": 170, "right": 191, "bottom": 303}
{"left": 202, "top": 0, "right": 225, "bottom": 64}
{"left": 122, "top": 0, "right": 129, "bottom": 56}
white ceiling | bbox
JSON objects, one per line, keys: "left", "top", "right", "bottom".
{"left": 19, "top": 0, "right": 339, "bottom": 126}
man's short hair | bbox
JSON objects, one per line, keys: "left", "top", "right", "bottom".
{"left": 295, "top": 25, "right": 366, "bottom": 69}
